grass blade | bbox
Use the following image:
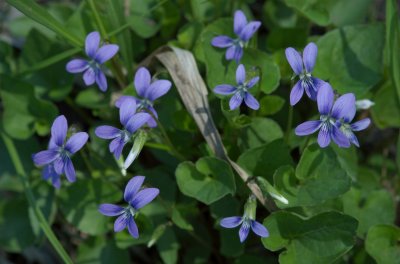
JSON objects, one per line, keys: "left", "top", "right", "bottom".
{"left": 6, "top": 0, "right": 83, "bottom": 47}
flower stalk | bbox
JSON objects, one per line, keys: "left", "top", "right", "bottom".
{"left": 1, "top": 131, "right": 73, "bottom": 264}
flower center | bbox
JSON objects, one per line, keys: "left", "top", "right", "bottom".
{"left": 120, "top": 130, "right": 132, "bottom": 143}
{"left": 300, "top": 73, "right": 315, "bottom": 91}
{"left": 58, "top": 146, "right": 71, "bottom": 159}
{"left": 237, "top": 84, "right": 248, "bottom": 95}
{"left": 320, "top": 115, "right": 335, "bottom": 127}
{"left": 138, "top": 99, "right": 153, "bottom": 110}
{"left": 233, "top": 38, "right": 245, "bottom": 48}
{"left": 124, "top": 205, "right": 137, "bottom": 217}
{"left": 88, "top": 60, "right": 100, "bottom": 69}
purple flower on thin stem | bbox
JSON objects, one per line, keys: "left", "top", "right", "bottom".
{"left": 214, "top": 64, "right": 260, "bottom": 110}
{"left": 285, "top": 42, "right": 325, "bottom": 105}
{"left": 211, "top": 10, "right": 261, "bottom": 63}
{"left": 95, "top": 100, "right": 150, "bottom": 160}
{"left": 333, "top": 97, "right": 371, "bottom": 147}
{"left": 295, "top": 83, "right": 352, "bottom": 148}
{"left": 98, "top": 176, "right": 159, "bottom": 238}
{"left": 220, "top": 195, "right": 268, "bottom": 243}
{"left": 32, "top": 115, "right": 88, "bottom": 188}
{"left": 115, "top": 67, "right": 172, "bottom": 127}
{"left": 66, "top": 31, "right": 119, "bottom": 92}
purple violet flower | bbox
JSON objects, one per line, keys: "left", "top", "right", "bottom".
{"left": 98, "top": 176, "right": 159, "bottom": 238}
{"left": 211, "top": 10, "right": 261, "bottom": 63}
{"left": 214, "top": 64, "right": 260, "bottom": 110}
{"left": 295, "top": 83, "right": 353, "bottom": 148}
{"left": 95, "top": 99, "right": 151, "bottom": 160}
{"left": 333, "top": 96, "right": 371, "bottom": 147}
{"left": 32, "top": 115, "right": 89, "bottom": 188}
{"left": 285, "top": 42, "right": 325, "bottom": 105}
{"left": 220, "top": 196, "right": 269, "bottom": 243}
{"left": 115, "top": 67, "right": 172, "bottom": 127}
{"left": 66, "top": 31, "right": 119, "bottom": 92}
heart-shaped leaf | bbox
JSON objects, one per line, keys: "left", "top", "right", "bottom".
{"left": 262, "top": 211, "right": 358, "bottom": 264}
{"left": 175, "top": 157, "right": 235, "bottom": 205}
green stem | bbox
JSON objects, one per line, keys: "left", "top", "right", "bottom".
{"left": 300, "top": 136, "right": 311, "bottom": 154}
{"left": 87, "top": 0, "right": 126, "bottom": 88}
{"left": 285, "top": 105, "right": 293, "bottom": 145}
{"left": 80, "top": 147, "right": 94, "bottom": 176}
{"left": 144, "top": 142, "right": 171, "bottom": 151}
{"left": 1, "top": 132, "right": 73, "bottom": 264}
{"left": 145, "top": 110, "right": 186, "bottom": 161}
{"left": 87, "top": 0, "right": 107, "bottom": 38}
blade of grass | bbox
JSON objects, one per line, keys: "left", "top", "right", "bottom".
{"left": 87, "top": 0, "right": 126, "bottom": 88}
{"left": 19, "top": 47, "right": 81, "bottom": 75}
{"left": 6, "top": 0, "right": 82, "bottom": 47}
{"left": 107, "top": 0, "right": 134, "bottom": 80}
{"left": 1, "top": 131, "right": 73, "bottom": 264}
{"left": 386, "top": 0, "right": 400, "bottom": 101}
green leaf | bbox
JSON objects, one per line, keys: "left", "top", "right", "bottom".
{"left": 59, "top": 179, "right": 121, "bottom": 235}
{"left": 315, "top": 24, "right": 384, "bottom": 96}
{"left": 283, "top": 0, "right": 333, "bottom": 26}
{"left": 209, "top": 195, "right": 240, "bottom": 220}
{"left": 76, "top": 237, "right": 129, "bottom": 264}
{"left": 273, "top": 146, "right": 354, "bottom": 208}
{"left": 266, "top": 27, "right": 308, "bottom": 51}
{"left": 263, "top": 0, "right": 298, "bottom": 28}
{"left": 262, "top": 211, "right": 358, "bottom": 264}
{"left": 177, "top": 22, "right": 203, "bottom": 50}
{"left": 259, "top": 95, "right": 285, "bottom": 116}
{"left": 6, "top": 0, "right": 82, "bottom": 47}
{"left": 342, "top": 188, "right": 395, "bottom": 237}
{"left": 175, "top": 157, "right": 236, "bottom": 205}
{"left": 371, "top": 81, "right": 400, "bottom": 128}
{"left": 220, "top": 228, "right": 244, "bottom": 257}
{"left": 237, "top": 139, "right": 293, "bottom": 182}
{"left": 0, "top": 198, "right": 35, "bottom": 252}
{"left": 293, "top": 144, "right": 352, "bottom": 206}
{"left": 171, "top": 207, "right": 193, "bottom": 231}
{"left": 106, "top": 0, "right": 134, "bottom": 77}
{"left": 128, "top": 0, "right": 161, "bottom": 38}
{"left": 365, "top": 225, "right": 400, "bottom": 264}
{"left": 148, "top": 224, "right": 167, "bottom": 248}
{"left": 200, "top": 18, "right": 280, "bottom": 94}
{"left": 237, "top": 117, "right": 283, "bottom": 151}
{"left": 330, "top": 0, "right": 374, "bottom": 27}
{"left": 0, "top": 75, "right": 58, "bottom": 139}
{"left": 75, "top": 88, "right": 111, "bottom": 109}
{"left": 397, "top": 135, "right": 400, "bottom": 170}
{"left": 156, "top": 228, "right": 180, "bottom": 264}
{"left": 0, "top": 40, "right": 14, "bottom": 74}
{"left": 386, "top": 0, "right": 400, "bottom": 102}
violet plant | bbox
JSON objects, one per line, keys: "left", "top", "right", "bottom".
{"left": 211, "top": 10, "right": 261, "bottom": 63}
{"left": 32, "top": 115, "right": 88, "bottom": 188}
{"left": 115, "top": 67, "right": 172, "bottom": 127}
{"left": 3, "top": 2, "right": 391, "bottom": 264}
{"left": 285, "top": 42, "right": 325, "bottom": 105}
{"left": 220, "top": 196, "right": 269, "bottom": 243}
{"left": 95, "top": 99, "right": 150, "bottom": 168}
{"left": 66, "top": 31, "right": 119, "bottom": 92}
{"left": 98, "top": 176, "right": 159, "bottom": 238}
{"left": 214, "top": 64, "right": 260, "bottom": 110}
